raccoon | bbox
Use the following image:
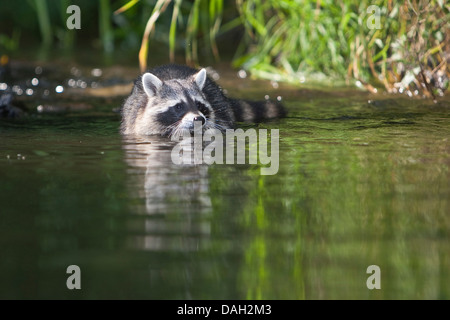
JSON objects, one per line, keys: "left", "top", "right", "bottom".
{"left": 120, "top": 64, "right": 286, "bottom": 137}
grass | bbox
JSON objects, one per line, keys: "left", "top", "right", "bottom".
{"left": 0, "top": 0, "right": 448, "bottom": 96}
{"left": 117, "top": 0, "right": 225, "bottom": 71}
{"left": 100, "top": 0, "right": 114, "bottom": 53}
{"left": 232, "top": 0, "right": 449, "bottom": 97}
{"left": 114, "top": 0, "right": 449, "bottom": 97}
{"left": 33, "top": 0, "right": 53, "bottom": 46}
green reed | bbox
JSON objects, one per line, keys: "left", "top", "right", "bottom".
{"left": 233, "top": 0, "right": 449, "bottom": 96}
{"left": 33, "top": 0, "right": 53, "bottom": 46}
{"left": 114, "top": 0, "right": 448, "bottom": 95}
{"left": 116, "top": 0, "right": 225, "bottom": 71}
{"left": 100, "top": 0, "right": 114, "bottom": 53}
{"left": 1, "top": 0, "right": 448, "bottom": 95}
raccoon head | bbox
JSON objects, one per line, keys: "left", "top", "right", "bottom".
{"left": 136, "top": 68, "right": 216, "bottom": 138}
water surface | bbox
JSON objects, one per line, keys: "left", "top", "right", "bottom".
{"left": 0, "top": 77, "right": 449, "bottom": 299}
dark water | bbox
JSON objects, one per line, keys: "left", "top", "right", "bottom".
{"left": 0, "top": 76, "right": 449, "bottom": 299}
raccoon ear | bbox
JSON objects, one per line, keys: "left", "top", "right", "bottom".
{"left": 194, "top": 68, "right": 207, "bottom": 90}
{"left": 142, "top": 72, "right": 163, "bottom": 97}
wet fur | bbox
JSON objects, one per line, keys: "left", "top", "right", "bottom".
{"left": 121, "top": 64, "right": 286, "bottom": 137}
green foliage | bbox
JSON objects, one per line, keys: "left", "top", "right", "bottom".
{"left": 233, "top": 0, "right": 449, "bottom": 95}
{"left": 116, "top": 0, "right": 225, "bottom": 71}
{"left": 0, "top": 0, "right": 448, "bottom": 95}
{"left": 114, "top": 0, "right": 450, "bottom": 95}
{"left": 33, "top": 0, "right": 53, "bottom": 46}
{"left": 100, "top": 0, "right": 114, "bottom": 53}
{"left": 0, "top": 30, "right": 21, "bottom": 52}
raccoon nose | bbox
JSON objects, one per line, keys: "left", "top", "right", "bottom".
{"left": 193, "top": 115, "right": 205, "bottom": 125}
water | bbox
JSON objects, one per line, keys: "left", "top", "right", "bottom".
{"left": 0, "top": 71, "right": 449, "bottom": 299}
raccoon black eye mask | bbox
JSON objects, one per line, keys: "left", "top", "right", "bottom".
{"left": 120, "top": 64, "right": 286, "bottom": 137}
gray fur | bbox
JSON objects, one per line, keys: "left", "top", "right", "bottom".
{"left": 121, "top": 64, "right": 286, "bottom": 137}
{"left": 142, "top": 72, "right": 162, "bottom": 97}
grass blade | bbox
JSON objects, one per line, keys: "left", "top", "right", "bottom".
{"left": 169, "top": 0, "right": 182, "bottom": 62}
{"left": 139, "top": 0, "right": 172, "bottom": 72}
{"left": 100, "top": 0, "right": 114, "bottom": 53}
{"left": 114, "top": 0, "right": 140, "bottom": 15}
{"left": 34, "top": 0, "right": 52, "bottom": 46}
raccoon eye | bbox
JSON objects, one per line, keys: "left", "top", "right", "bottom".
{"left": 196, "top": 102, "right": 210, "bottom": 116}
{"left": 174, "top": 103, "right": 183, "bottom": 110}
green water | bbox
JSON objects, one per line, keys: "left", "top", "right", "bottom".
{"left": 0, "top": 86, "right": 449, "bottom": 299}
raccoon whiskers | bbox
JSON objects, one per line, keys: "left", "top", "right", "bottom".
{"left": 169, "top": 122, "right": 193, "bottom": 139}
{"left": 211, "top": 119, "right": 230, "bottom": 128}
{"left": 120, "top": 64, "right": 286, "bottom": 136}
{"left": 212, "top": 119, "right": 229, "bottom": 125}
{"left": 205, "top": 120, "right": 227, "bottom": 132}
{"left": 164, "top": 120, "right": 185, "bottom": 138}
{"left": 163, "top": 121, "right": 180, "bottom": 134}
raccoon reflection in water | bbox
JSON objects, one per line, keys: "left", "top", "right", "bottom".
{"left": 123, "top": 135, "right": 211, "bottom": 251}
